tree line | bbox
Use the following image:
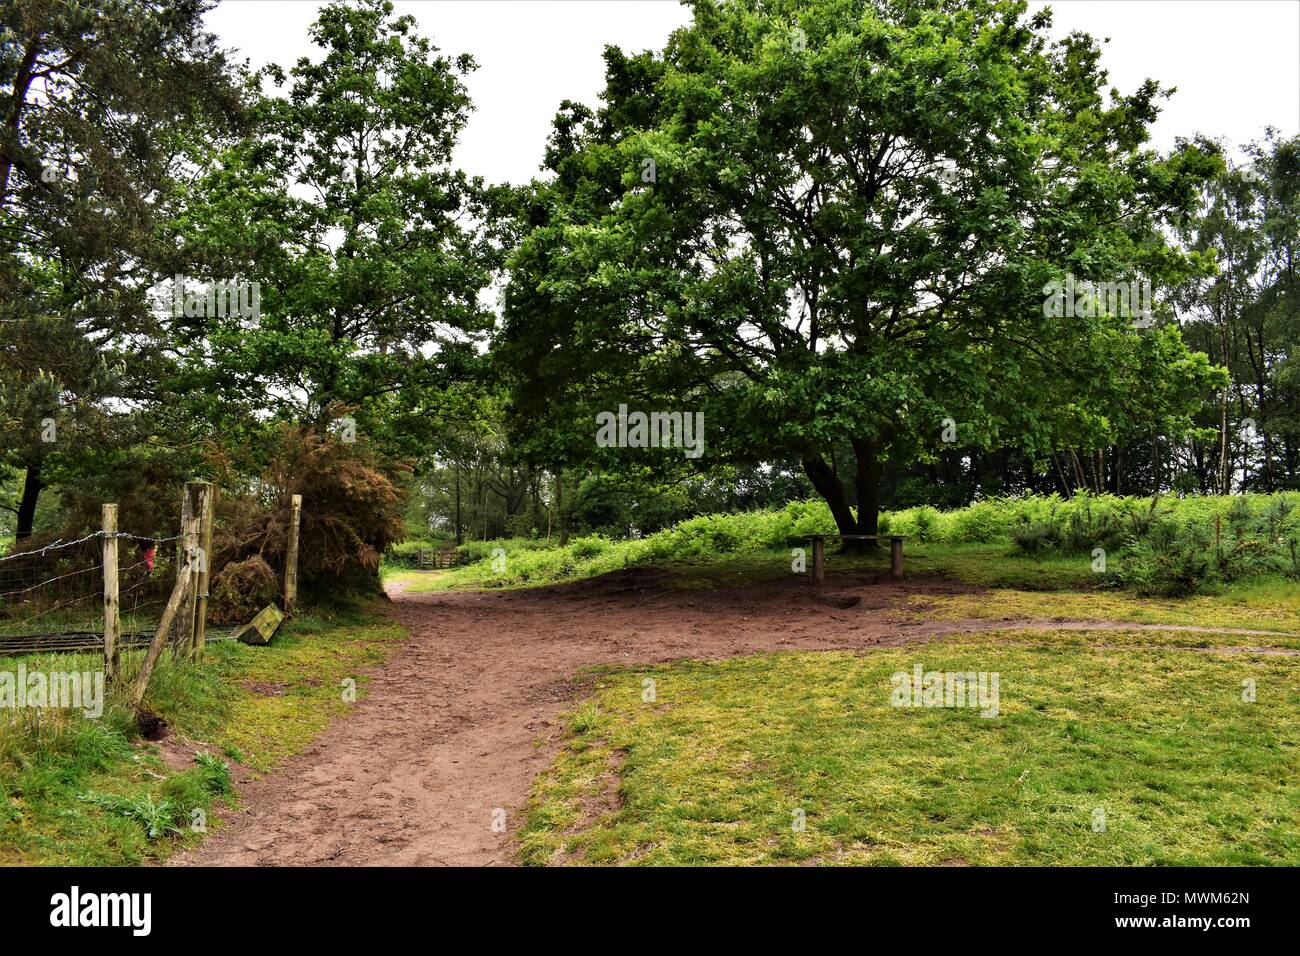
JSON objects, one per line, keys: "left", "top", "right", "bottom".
{"left": 2, "top": 0, "right": 1296, "bottom": 564}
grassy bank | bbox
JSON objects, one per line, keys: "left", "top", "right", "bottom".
{"left": 384, "top": 539, "right": 1102, "bottom": 594}
{"left": 384, "top": 492, "right": 1300, "bottom": 597}
{"left": 0, "top": 602, "right": 405, "bottom": 865}
{"left": 386, "top": 540, "right": 1300, "bottom": 636}
{"left": 521, "top": 628, "right": 1299, "bottom": 866}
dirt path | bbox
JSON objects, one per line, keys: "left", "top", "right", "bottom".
{"left": 170, "top": 569, "right": 1296, "bottom": 867}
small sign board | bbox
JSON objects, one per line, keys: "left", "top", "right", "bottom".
{"left": 233, "top": 604, "right": 285, "bottom": 645}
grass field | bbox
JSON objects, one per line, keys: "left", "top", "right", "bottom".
{"left": 5, "top": 497, "right": 1298, "bottom": 867}
{"left": 520, "top": 628, "right": 1299, "bottom": 866}
{"left": 386, "top": 541, "right": 1300, "bottom": 635}
{"left": 456, "top": 524, "right": 1300, "bottom": 866}
{"left": 0, "top": 602, "right": 405, "bottom": 865}
{"left": 383, "top": 541, "right": 1098, "bottom": 593}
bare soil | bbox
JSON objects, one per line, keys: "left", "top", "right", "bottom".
{"left": 169, "top": 568, "right": 1295, "bottom": 867}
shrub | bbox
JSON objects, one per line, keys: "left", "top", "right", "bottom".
{"left": 948, "top": 501, "right": 1006, "bottom": 543}
{"left": 209, "top": 555, "right": 279, "bottom": 625}
{"left": 569, "top": 535, "right": 611, "bottom": 559}
{"left": 1107, "top": 522, "right": 1213, "bottom": 597}
{"left": 434, "top": 492, "right": 1300, "bottom": 594}
{"left": 1106, "top": 497, "right": 1300, "bottom": 596}
{"left": 1011, "top": 519, "right": 1056, "bottom": 556}
{"left": 910, "top": 506, "right": 939, "bottom": 543}
{"left": 201, "top": 424, "right": 408, "bottom": 603}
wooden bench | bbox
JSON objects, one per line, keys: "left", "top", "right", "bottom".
{"left": 807, "top": 534, "right": 907, "bottom": 583}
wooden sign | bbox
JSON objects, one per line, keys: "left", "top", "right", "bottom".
{"left": 233, "top": 604, "right": 285, "bottom": 646}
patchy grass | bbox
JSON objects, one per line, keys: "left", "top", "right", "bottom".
{"left": 0, "top": 601, "right": 405, "bottom": 865}
{"left": 383, "top": 568, "right": 454, "bottom": 593}
{"left": 382, "top": 541, "right": 1102, "bottom": 594}
{"left": 927, "top": 626, "right": 1300, "bottom": 653}
{"left": 905, "top": 579, "right": 1300, "bottom": 636}
{"left": 520, "top": 633, "right": 1298, "bottom": 866}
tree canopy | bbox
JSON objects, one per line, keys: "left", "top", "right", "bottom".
{"left": 500, "top": 0, "right": 1227, "bottom": 541}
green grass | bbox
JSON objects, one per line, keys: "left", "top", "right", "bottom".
{"left": 384, "top": 530, "right": 1300, "bottom": 643}
{"left": 382, "top": 540, "right": 1099, "bottom": 593}
{"left": 0, "top": 601, "right": 406, "bottom": 865}
{"left": 905, "top": 577, "right": 1300, "bottom": 636}
{"left": 383, "top": 492, "right": 1299, "bottom": 597}
{"left": 520, "top": 630, "right": 1300, "bottom": 866}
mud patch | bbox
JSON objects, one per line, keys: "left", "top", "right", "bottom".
{"left": 150, "top": 737, "right": 196, "bottom": 773}
{"left": 136, "top": 709, "right": 168, "bottom": 741}
{"left": 240, "top": 681, "right": 288, "bottom": 697}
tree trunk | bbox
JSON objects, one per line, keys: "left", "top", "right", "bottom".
{"left": 15, "top": 462, "right": 42, "bottom": 540}
{"left": 1218, "top": 387, "right": 1231, "bottom": 495}
{"left": 802, "top": 441, "right": 881, "bottom": 555}
{"left": 802, "top": 456, "right": 857, "bottom": 537}
{"left": 1, "top": 36, "right": 41, "bottom": 209}
{"left": 849, "top": 438, "right": 881, "bottom": 551}
{"left": 556, "top": 471, "right": 568, "bottom": 546}
{"left": 454, "top": 464, "right": 463, "bottom": 545}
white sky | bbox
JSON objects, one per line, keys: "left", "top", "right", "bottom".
{"left": 205, "top": 0, "right": 1300, "bottom": 185}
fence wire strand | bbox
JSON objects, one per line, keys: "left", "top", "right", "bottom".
{"left": 0, "top": 531, "right": 106, "bottom": 563}
{"left": 0, "top": 523, "right": 189, "bottom": 657}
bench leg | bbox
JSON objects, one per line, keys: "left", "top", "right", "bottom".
{"left": 890, "top": 538, "right": 903, "bottom": 578}
{"left": 812, "top": 539, "right": 825, "bottom": 585}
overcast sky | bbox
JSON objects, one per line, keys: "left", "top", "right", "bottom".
{"left": 205, "top": 0, "right": 1300, "bottom": 185}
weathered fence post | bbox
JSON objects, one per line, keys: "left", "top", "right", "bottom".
{"left": 192, "top": 482, "right": 215, "bottom": 658}
{"left": 175, "top": 484, "right": 193, "bottom": 584}
{"left": 283, "top": 493, "right": 302, "bottom": 612}
{"left": 130, "top": 572, "right": 191, "bottom": 711}
{"left": 102, "top": 503, "right": 120, "bottom": 682}
{"left": 178, "top": 512, "right": 199, "bottom": 651}
{"left": 170, "top": 483, "right": 193, "bottom": 648}
{"left": 175, "top": 483, "right": 206, "bottom": 654}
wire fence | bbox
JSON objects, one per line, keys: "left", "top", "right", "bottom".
{"left": 0, "top": 529, "right": 190, "bottom": 658}
{"left": 1, "top": 485, "right": 294, "bottom": 673}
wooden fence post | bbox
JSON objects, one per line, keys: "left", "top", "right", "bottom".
{"left": 130, "top": 572, "right": 191, "bottom": 711}
{"left": 179, "top": 513, "right": 199, "bottom": 650}
{"left": 102, "top": 504, "right": 120, "bottom": 682}
{"left": 283, "top": 493, "right": 302, "bottom": 612}
{"left": 175, "top": 485, "right": 203, "bottom": 653}
{"left": 192, "top": 483, "right": 215, "bottom": 658}
{"left": 175, "top": 484, "right": 193, "bottom": 583}
{"left": 171, "top": 484, "right": 193, "bottom": 648}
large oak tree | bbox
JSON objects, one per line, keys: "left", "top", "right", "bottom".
{"left": 501, "top": 0, "right": 1226, "bottom": 545}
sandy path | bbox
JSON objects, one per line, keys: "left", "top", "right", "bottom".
{"left": 170, "top": 568, "right": 1295, "bottom": 867}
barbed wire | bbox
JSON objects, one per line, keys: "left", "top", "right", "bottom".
{"left": 0, "top": 531, "right": 105, "bottom": 563}
{"left": 0, "top": 562, "right": 100, "bottom": 600}
{"left": 113, "top": 531, "right": 183, "bottom": 544}
{"left": 0, "top": 519, "right": 223, "bottom": 658}
{"left": 0, "top": 529, "right": 182, "bottom": 566}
